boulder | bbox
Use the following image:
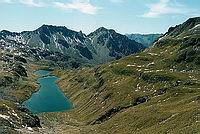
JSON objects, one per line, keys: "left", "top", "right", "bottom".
{"left": 134, "top": 96, "right": 150, "bottom": 105}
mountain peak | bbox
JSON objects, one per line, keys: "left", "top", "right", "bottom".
{"left": 164, "top": 17, "right": 200, "bottom": 37}
{"left": 0, "top": 30, "right": 20, "bottom": 37}
{"left": 94, "top": 27, "right": 117, "bottom": 33}
{"left": 154, "top": 17, "right": 200, "bottom": 48}
{"left": 36, "top": 24, "right": 69, "bottom": 32}
{"left": 185, "top": 17, "right": 200, "bottom": 24}
{"left": 95, "top": 27, "right": 109, "bottom": 32}
{"left": 88, "top": 27, "right": 117, "bottom": 38}
{"left": 33, "top": 24, "right": 85, "bottom": 39}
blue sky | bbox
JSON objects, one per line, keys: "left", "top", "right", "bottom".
{"left": 0, "top": 0, "right": 199, "bottom": 34}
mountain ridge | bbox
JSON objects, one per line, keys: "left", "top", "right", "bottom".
{"left": 46, "top": 16, "right": 200, "bottom": 134}
{"left": 0, "top": 17, "right": 200, "bottom": 134}
{"left": 126, "top": 33, "right": 162, "bottom": 47}
{"left": 0, "top": 25, "right": 146, "bottom": 67}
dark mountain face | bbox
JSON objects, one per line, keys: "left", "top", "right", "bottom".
{"left": 87, "top": 27, "right": 146, "bottom": 60}
{"left": 0, "top": 26, "right": 145, "bottom": 67}
{"left": 34, "top": 25, "right": 86, "bottom": 43}
{"left": 164, "top": 17, "right": 200, "bottom": 37}
{"left": 126, "top": 34, "right": 162, "bottom": 47}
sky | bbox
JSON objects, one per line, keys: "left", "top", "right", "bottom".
{"left": 0, "top": 0, "right": 199, "bottom": 34}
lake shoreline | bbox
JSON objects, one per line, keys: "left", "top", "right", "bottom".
{"left": 22, "top": 70, "right": 73, "bottom": 114}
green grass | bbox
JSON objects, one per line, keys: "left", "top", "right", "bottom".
{"left": 38, "top": 37, "right": 200, "bottom": 134}
{"left": 1, "top": 22, "right": 200, "bottom": 133}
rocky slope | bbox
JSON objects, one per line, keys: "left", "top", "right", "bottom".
{"left": 38, "top": 17, "right": 200, "bottom": 134}
{"left": 0, "top": 26, "right": 145, "bottom": 67}
{"left": 0, "top": 50, "right": 42, "bottom": 133}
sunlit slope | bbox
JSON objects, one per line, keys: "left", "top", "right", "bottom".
{"left": 43, "top": 17, "right": 200, "bottom": 134}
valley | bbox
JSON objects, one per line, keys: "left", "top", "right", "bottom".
{"left": 38, "top": 17, "right": 200, "bottom": 134}
{"left": 0, "top": 17, "right": 200, "bottom": 134}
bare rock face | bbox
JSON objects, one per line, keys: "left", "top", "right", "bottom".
{"left": 134, "top": 96, "right": 150, "bottom": 105}
{"left": 0, "top": 103, "right": 41, "bottom": 133}
{"left": 14, "top": 56, "right": 27, "bottom": 63}
{"left": 12, "top": 64, "right": 27, "bottom": 77}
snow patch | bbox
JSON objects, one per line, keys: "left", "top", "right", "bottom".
{"left": 192, "top": 24, "right": 200, "bottom": 29}
{"left": 0, "top": 114, "right": 10, "bottom": 120}
{"left": 127, "top": 64, "right": 136, "bottom": 67}
{"left": 148, "top": 53, "right": 158, "bottom": 56}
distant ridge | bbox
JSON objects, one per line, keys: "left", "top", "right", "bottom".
{"left": 126, "top": 33, "right": 162, "bottom": 47}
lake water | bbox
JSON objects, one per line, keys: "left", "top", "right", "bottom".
{"left": 22, "top": 70, "right": 73, "bottom": 114}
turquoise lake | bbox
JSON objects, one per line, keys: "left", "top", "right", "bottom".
{"left": 22, "top": 70, "right": 73, "bottom": 114}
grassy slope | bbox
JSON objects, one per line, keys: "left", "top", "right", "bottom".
{"left": 28, "top": 18, "right": 200, "bottom": 133}
{"left": 2, "top": 17, "right": 199, "bottom": 134}
{"left": 39, "top": 38, "right": 200, "bottom": 134}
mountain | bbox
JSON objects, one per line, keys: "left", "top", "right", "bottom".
{"left": 87, "top": 27, "right": 145, "bottom": 62}
{"left": 126, "top": 33, "right": 162, "bottom": 47}
{"left": 0, "top": 25, "right": 146, "bottom": 68}
{"left": 154, "top": 17, "right": 200, "bottom": 65}
{"left": 35, "top": 17, "right": 200, "bottom": 133}
{"left": 0, "top": 25, "right": 145, "bottom": 133}
{"left": 1, "top": 17, "right": 200, "bottom": 134}
{"left": 163, "top": 17, "right": 200, "bottom": 37}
